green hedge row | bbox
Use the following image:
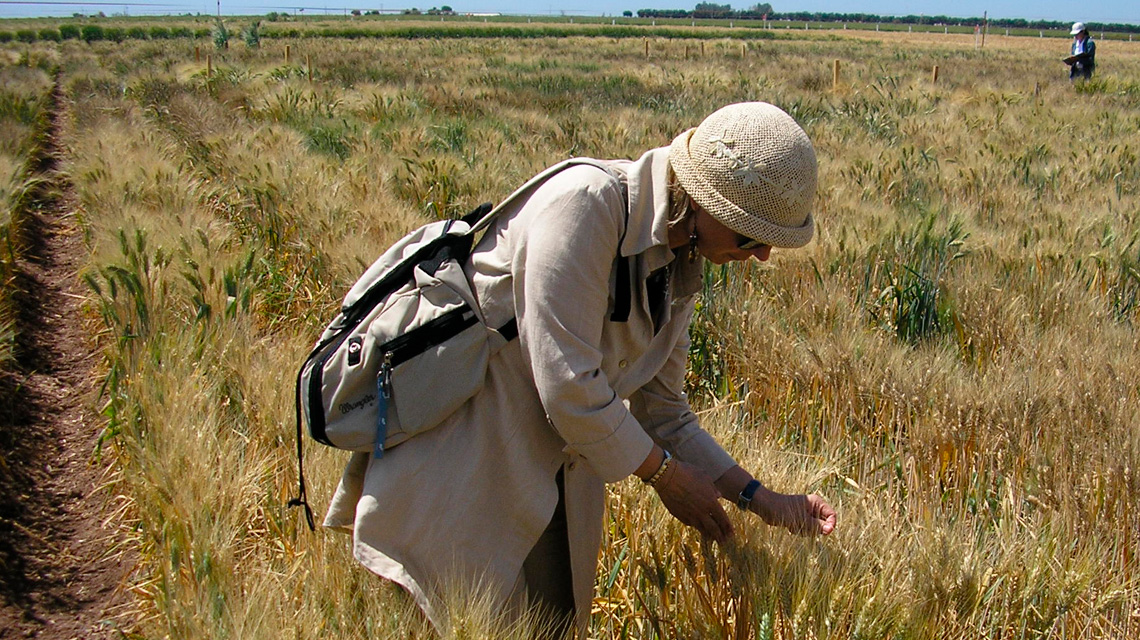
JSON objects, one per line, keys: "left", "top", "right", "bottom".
{"left": 0, "top": 22, "right": 777, "bottom": 44}
{"left": 262, "top": 24, "right": 778, "bottom": 40}
{"left": 0, "top": 24, "right": 209, "bottom": 43}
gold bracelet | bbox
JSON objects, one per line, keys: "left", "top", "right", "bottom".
{"left": 643, "top": 450, "right": 672, "bottom": 486}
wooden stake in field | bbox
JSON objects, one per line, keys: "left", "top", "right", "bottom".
{"left": 195, "top": 46, "right": 200, "bottom": 63}
{"left": 833, "top": 59, "right": 840, "bottom": 89}
{"left": 741, "top": 43, "right": 746, "bottom": 58}
{"left": 285, "top": 44, "right": 291, "bottom": 64}
{"left": 306, "top": 55, "right": 312, "bottom": 82}
{"left": 931, "top": 65, "right": 939, "bottom": 83}
{"left": 644, "top": 38, "right": 649, "bottom": 58}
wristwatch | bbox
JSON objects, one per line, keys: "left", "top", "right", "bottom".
{"left": 736, "top": 479, "right": 761, "bottom": 510}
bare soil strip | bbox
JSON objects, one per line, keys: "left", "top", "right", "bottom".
{"left": 0, "top": 75, "right": 135, "bottom": 639}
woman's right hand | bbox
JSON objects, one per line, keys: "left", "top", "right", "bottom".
{"left": 750, "top": 489, "right": 836, "bottom": 536}
{"left": 654, "top": 459, "right": 734, "bottom": 544}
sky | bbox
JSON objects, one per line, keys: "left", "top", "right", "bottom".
{"left": 0, "top": 0, "right": 1135, "bottom": 26}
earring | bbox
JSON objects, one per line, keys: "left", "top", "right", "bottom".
{"left": 685, "top": 198, "right": 700, "bottom": 263}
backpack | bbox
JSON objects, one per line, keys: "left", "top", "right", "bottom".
{"left": 289, "top": 159, "right": 630, "bottom": 528}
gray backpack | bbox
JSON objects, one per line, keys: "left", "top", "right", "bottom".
{"left": 290, "top": 159, "right": 629, "bottom": 527}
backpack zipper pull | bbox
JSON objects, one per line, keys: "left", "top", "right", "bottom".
{"left": 374, "top": 352, "right": 393, "bottom": 459}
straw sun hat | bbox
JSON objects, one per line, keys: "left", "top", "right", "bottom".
{"left": 669, "top": 102, "right": 817, "bottom": 248}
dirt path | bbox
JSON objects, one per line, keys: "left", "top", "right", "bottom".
{"left": 0, "top": 75, "right": 135, "bottom": 639}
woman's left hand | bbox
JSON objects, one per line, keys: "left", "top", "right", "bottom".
{"left": 654, "top": 459, "right": 735, "bottom": 544}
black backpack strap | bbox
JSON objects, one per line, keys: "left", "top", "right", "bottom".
{"left": 608, "top": 168, "right": 632, "bottom": 323}
{"left": 461, "top": 202, "right": 494, "bottom": 227}
{"left": 610, "top": 255, "right": 631, "bottom": 322}
{"left": 289, "top": 364, "right": 316, "bottom": 531}
{"left": 496, "top": 318, "right": 518, "bottom": 342}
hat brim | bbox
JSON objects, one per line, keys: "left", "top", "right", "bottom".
{"left": 669, "top": 128, "right": 814, "bottom": 249}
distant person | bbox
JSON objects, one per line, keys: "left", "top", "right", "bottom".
{"left": 1064, "top": 22, "right": 1096, "bottom": 81}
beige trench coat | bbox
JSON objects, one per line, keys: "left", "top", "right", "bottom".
{"left": 324, "top": 147, "right": 739, "bottom": 632}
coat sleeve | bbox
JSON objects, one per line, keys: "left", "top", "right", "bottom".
{"left": 511, "top": 167, "right": 654, "bottom": 483}
{"left": 627, "top": 319, "right": 739, "bottom": 481}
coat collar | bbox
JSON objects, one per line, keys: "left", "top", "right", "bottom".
{"left": 607, "top": 147, "right": 702, "bottom": 298}
{"left": 610, "top": 147, "right": 674, "bottom": 269}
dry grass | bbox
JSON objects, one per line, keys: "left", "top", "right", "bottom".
{"left": 8, "top": 25, "right": 1139, "bottom": 638}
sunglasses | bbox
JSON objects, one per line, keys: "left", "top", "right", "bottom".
{"left": 737, "top": 236, "right": 767, "bottom": 251}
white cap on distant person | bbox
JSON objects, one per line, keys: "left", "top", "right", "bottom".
{"left": 1070, "top": 22, "right": 1087, "bottom": 35}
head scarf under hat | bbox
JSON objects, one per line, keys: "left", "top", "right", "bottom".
{"left": 669, "top": 102, "right": 816, "bottom": 248}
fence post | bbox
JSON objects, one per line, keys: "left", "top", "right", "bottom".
{"left": 741, "top": 43, "right": 746, "bottom": 58}
{"left": 645, "top": 38, "right": 649, "bottom": 58}
{"left": 285, "top": 44, "right": 290, "bottom": 64}
{"left": 931, "top": 65, "right": 939, "bottom": 83}
{"left": 833, "top": 59, "right": 840, "bottom": 89}
{"left": 195, "top": 46, "right": 200, "bottom": 63}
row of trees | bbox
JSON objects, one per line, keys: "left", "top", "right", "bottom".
{"left": 639, "top": 3, "right": 771, "bottom": 20}
{"left": 636, "top": 5, "right": 1140, "bottom": 33}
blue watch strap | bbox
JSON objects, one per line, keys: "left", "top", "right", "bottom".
{"left": 736, "top": 479, "right": 761, "bottom": 510}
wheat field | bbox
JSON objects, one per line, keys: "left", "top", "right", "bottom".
{"left": 3, "top": 23, "right": 1139, "bottom": 638}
